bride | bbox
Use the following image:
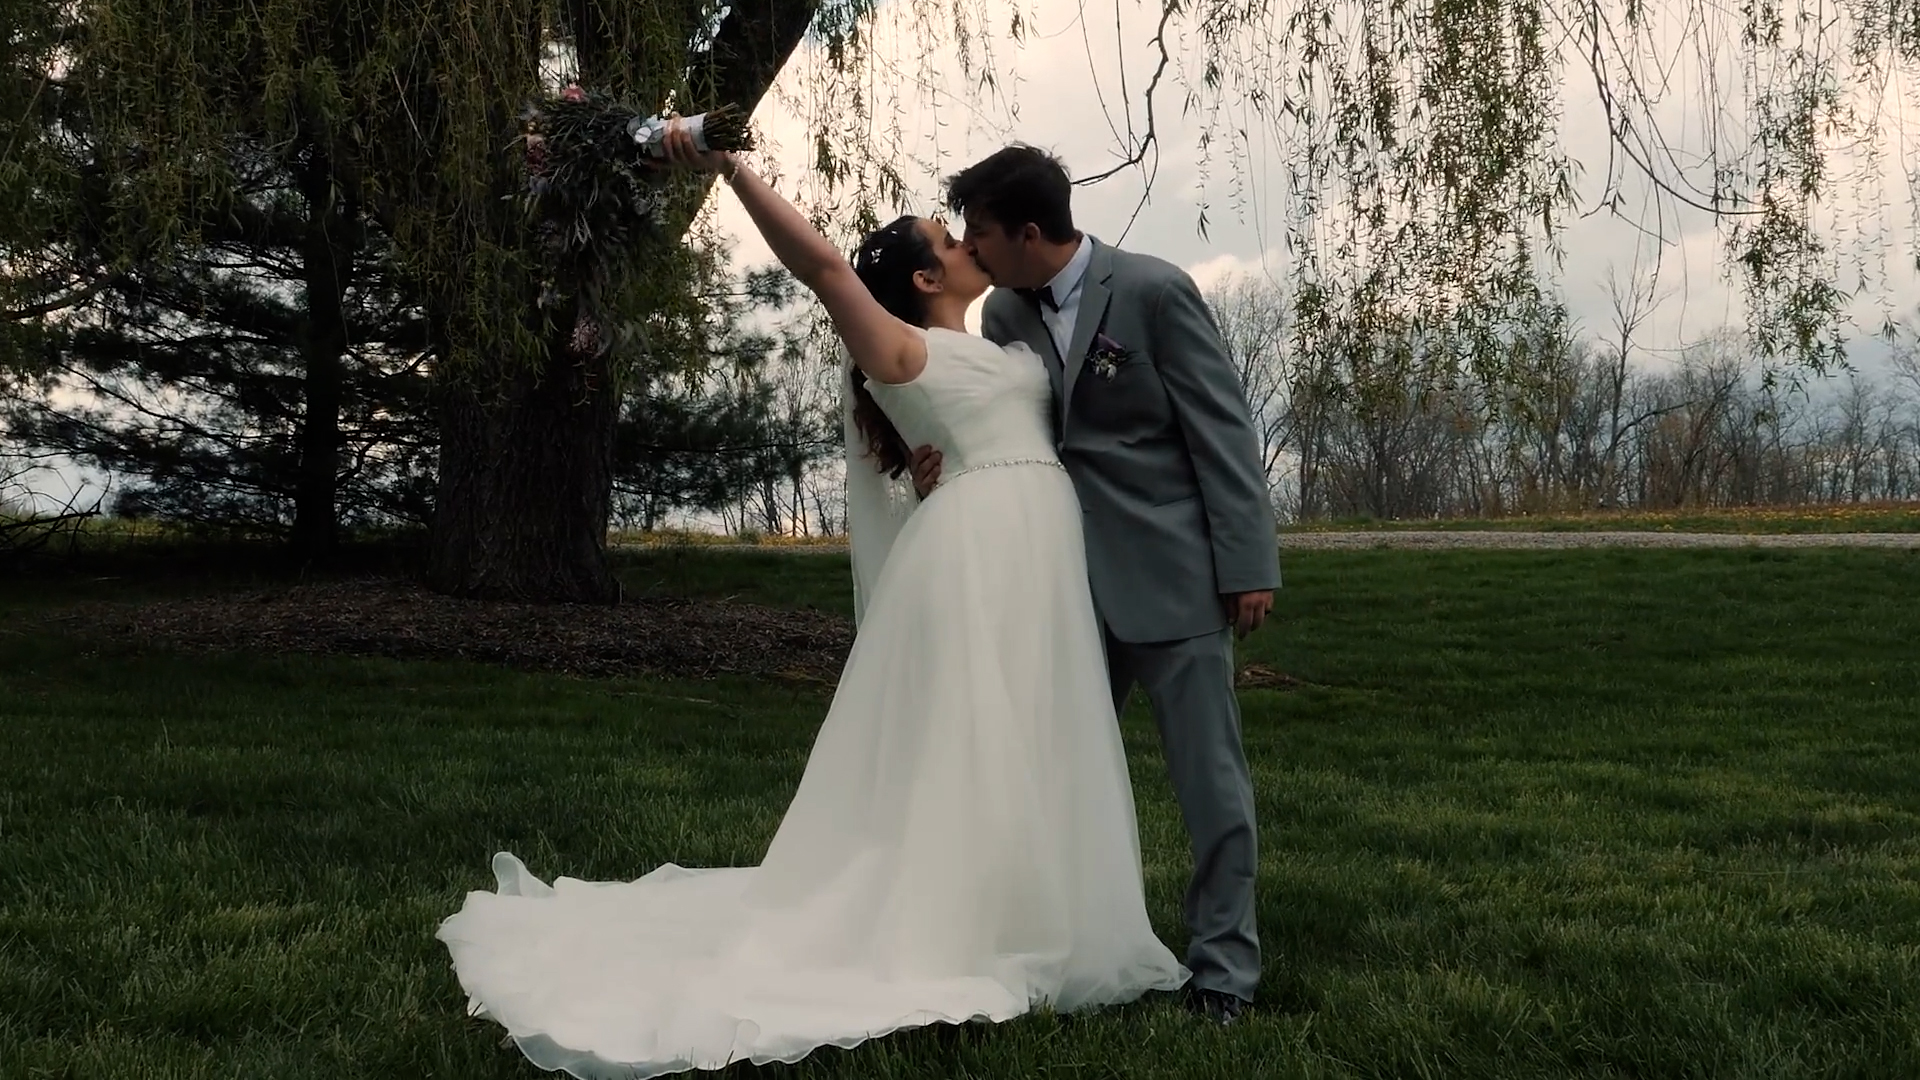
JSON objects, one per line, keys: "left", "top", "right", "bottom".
{"left": 435, "top": 122, "right": 1188, "bottom": 1078}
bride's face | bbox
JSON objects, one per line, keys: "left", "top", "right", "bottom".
{"left": 914, "top": 218, "right": 990, "bottom": 305}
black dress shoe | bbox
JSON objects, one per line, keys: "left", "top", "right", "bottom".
{"left": 1186, "top": 988, "right": 1248, "bottom": 1026}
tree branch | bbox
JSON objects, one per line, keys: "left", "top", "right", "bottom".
{"left": 2, "top": 275, "right": 113, "bottom": 321}
{"left": 1074, "top": 3, "right": 1176, "bottom": 188}
{"left": 688, "top": 1, "right": 824, "bottom": 115}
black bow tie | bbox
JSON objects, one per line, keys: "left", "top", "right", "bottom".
{"left": 1016, "top": 285, "right": 1059, "bottom": 313}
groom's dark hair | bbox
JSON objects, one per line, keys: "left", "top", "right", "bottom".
{"left": 945, "top": 144, "right": 1077, "bottom": 243}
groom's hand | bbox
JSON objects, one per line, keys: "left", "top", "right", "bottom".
{"left": 1223, "top": 590, "right": 1274, "bottom": 639}
{"left": 909, "top": 445, "right": 943, "bottom": 500}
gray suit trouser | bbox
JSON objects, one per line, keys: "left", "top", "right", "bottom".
{"left": 1104, "top": 624, "right": 1260, "bottom": 1001}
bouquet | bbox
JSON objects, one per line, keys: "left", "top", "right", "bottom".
{"left": 518, "top": 83, "right": 753, "bottom": 215}
{"left": 515, "top": 84, "right": 755, "bottom": 357}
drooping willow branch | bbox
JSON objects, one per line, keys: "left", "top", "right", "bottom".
{"left": 514, "top": 86, "right": 756, "bottom": 359}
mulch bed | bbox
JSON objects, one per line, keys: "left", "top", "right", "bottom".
{"left": 32, "top": 577, "right": 1299, "bottom": 693}
{"left": 36, "top": 577, "right": 856, "bottom": 687}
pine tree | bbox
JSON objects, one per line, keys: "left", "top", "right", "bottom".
{"left": 615, "top": 265, "right": 838, "bottom": 533}
{"left": 7, "top": 174, "right": 437, "bottom": 538}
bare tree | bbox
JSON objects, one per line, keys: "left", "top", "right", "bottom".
{"left": 1595, "top": 265, "right": 1659, "bottom": 506}
{"left": 1223, "top": 310, "right": 1919, "bottom": 522}
{"left": 1205, "top": 274, "right": 1292, "bottom": 509}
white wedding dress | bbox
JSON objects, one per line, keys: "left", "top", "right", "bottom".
{"left": 436, "top": 327, "right": 1187, "bottom": 1078}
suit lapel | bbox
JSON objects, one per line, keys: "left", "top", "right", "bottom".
{"left": 1062, "top": 239, "right": 1114, "bottom": 413}
{"left": 995, "top": 287, "right": 1065, "bottom": 398}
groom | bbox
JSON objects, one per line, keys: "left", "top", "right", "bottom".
{"left": 912, "top": 144, "right": 1280, "bottom": 1024}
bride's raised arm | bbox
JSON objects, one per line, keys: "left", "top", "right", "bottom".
{"left": 660, "top": 127, "right": 926, "bottom": 386}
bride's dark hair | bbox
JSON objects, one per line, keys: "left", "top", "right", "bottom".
{"left": 847, "top": 216, "right": 938, "bottom": 478}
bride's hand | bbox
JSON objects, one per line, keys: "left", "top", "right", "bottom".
{"left": 660, "top": 117, "right": 734, "bottom": 174}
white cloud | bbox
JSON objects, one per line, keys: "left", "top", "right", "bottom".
{"left": 1183, "top": 252, "right": 1277, "bottom": 293}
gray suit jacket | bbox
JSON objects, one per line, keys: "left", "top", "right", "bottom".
{"left": 981, "top": 237, "right": 1281, "bottom": 643}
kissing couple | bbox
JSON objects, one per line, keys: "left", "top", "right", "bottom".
{"left": 437, "top": 133, "right": 1282, "bottom": 1078}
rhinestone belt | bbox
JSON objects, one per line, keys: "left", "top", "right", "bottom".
{"left": 946, "top": 457, "right": 1067, "bottom": 483}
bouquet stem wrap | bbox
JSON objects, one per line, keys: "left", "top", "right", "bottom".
{"left": 627, "top": 109, "right": 750, "bottom": 157}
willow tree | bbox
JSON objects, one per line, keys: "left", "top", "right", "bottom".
{"left": 59, "top": 0, "right": 824, "bottom": 600}
{"left": 1163, "top": 0, "right": 1918, "bottom": 384}
{"left": 807, "top": 0, "right": 1916, "bottom": 381}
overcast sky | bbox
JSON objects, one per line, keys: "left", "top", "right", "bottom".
{"left": 709, "top": 0, "right": 1920, "bottom": 376}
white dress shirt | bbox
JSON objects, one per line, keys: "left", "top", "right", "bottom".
{"left": 1038, "top": 235, "right": 1093, "bottom": 362}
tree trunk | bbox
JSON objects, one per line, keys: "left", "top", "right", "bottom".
{"left": 427, "top": 344, "right": 622, "bottom": 604}
{"left": 291, "top": 152, "right": 351, "bottom": 559}
{"left": 420, "top": 1, "right": 819, "bottom": 602}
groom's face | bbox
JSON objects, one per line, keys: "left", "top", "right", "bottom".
{"left": 960, "top": 214, "right": 1042, "bottom": 289}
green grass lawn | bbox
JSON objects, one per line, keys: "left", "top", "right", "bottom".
{"left": 4, "top": 547, "right": 1919, "bottom": 1078}
{"left": 613, "top": 546, "right": 854, "bottom": 614}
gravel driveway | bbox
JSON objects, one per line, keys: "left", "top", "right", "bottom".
{"left": 1279, "top": 530, "right": 1920, "bottom": 549}
{"left": 627, "top": 531, "right": 1920, "bottom": 554}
